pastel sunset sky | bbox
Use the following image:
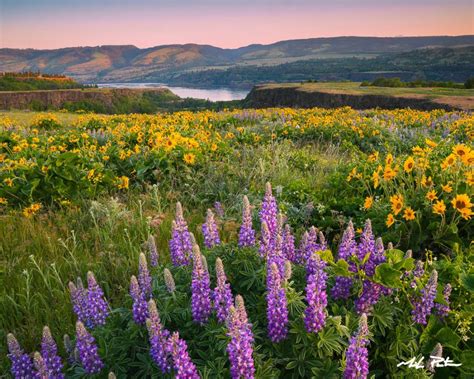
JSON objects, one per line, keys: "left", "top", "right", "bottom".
{"left": 1, "top": 0, "right": 473, "bottom": 49}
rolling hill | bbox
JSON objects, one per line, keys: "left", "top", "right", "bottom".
{"left": 1, "top": 36, "right": 473, "bottom": 84}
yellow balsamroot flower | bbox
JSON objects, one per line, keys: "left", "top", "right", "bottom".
{"left": 426, "top": 190, "right": 437, "bottom": 201}
{"left": 383, "top": 165, "right": 396, "bottom": 181}
{"left": 403, "top": 157, "right": 415, "bottom": 173}
{"left": 403, "top": 207, "right": 416, "bottom": 221}
{"left": 425, "top": 138, "right": 438, "bottom": 148}
{"left": 364, "top": 196, "right": 373, "bottom": 210}
{"left": 466, "top": 171, "right": 474, "bottom": 186}
{"left": 451, "top": 194, "right": 472, "bottom": 215}
{"left": 441, "top": 183, "right": 453, "bottom": 193}
{"left": 390, "top": 194, "right": 404, "bottom": 215}
{"left": 441, "top": 154, "right": 457, "bottom": 170}
{"left": 385, "top": 153, "right": 394, "bottom": 165}
{"left": 346, "top": 167, "right": 358, "bottom": 182}
{"left": 461, "top": 150, "right": 474, "bottom": 166}
{"left": 453, "top": 144, "right": 470, "bottom": 159}
{"left": 432, "top": 200, "right": 446, "bottom": 215}
{"left": 356, "top": 227, "right": 363, "bottom": 234}
{"left": 4, "top": 178, "right": 14, "bottom": 187}
{"left": 0, "top": 197, "right": 7, "bottom": 205}
{"left": 22, "top": 203, "right": 42, "bottom": 218}
{"left": 368, "top": 151, "right": 379, "bottom": 162}
{"left": 412, "top": 146, "right": 424, "bottom": 156}
{"left": 459, "top": 207, "right": 472, "bottom": 220}
{"left": 420, "top": 175, "right": 433, "bottom": 188}
{"left": 117, "top": 176, "right": 129, "bottom": 190}
{"left": 183, "top": 153, "right": 196, "bottom": 165}
{"left": 372, "top": 171, "right": 380, "bottom": 189}
{"left": 386, "top": 213, "right": 395, "bottom": 227}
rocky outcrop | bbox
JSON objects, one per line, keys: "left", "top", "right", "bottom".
{"left": 0, "top": 88, "right": 177, "bottom": 111}
{"left": 244, "top": 85, "right": 468, "bottom": 111}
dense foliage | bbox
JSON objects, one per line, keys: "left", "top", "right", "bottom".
{"left": 3, "top": 184, "right": 474, "bottom": 378}
{"left": 361, "top": 77, "right": 467, "bottom": 89}
{"left": 0, "top": 74, "right": 88, "bottom": 91}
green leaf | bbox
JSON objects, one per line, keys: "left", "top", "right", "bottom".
{"left": 386, "top": 249, "right": 404, "bottom": 264}
{"left": 318, "top": 249, "right": 334, "bottom": 263}
{"left": 435, "top": 327, "right": 461, "bottom": 350}
{"left": 332, "top": 259, "right": 351, "bottom": 277}
{"left": 460, "top": 271, "right": 474, "bottom": 292}
{"left": 374, "top": 263, "right": 402, "bottom": 288}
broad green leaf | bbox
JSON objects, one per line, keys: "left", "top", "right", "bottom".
{"left": 374, "top": 263, "right": 402, "bottom": 288}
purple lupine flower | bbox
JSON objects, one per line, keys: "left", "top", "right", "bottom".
{"left": 331, "top": 222, "right": 357, "bottom": 300}
{"left": 191, "top": 245, "right": 212, "bottom": 325}
{"left": 68, "top": 280, "right": 88, "bottom": 325}
{"left": 364, "top": 236, "right": 385, "bottom": 277}
{"left": 41, "top": 326, "right": 64, "bottom": 379}
{"left": 435, "top": 284, "right": 452, "bottom": 319}
{"left": 358, "top": 219, "right": 375, "bottom": 264}
{"left": 304, "top": 254, "right": 328, "bottom": 333}
{"left": 226, "top": 296, "right": 255, "bottom": 379}
{"left": 147, "top": 235, "right": 159, "bottom": 267}
{"left": 259, "top": 221, "right": 272, "bottom": 259}
{"left": 355, "top": 280, "right": 383, "bottom": 315}
{"left": 410, "top": 260, "right": 425, "bottom": 288}
{"left": 146, "top": 299, "right": 171, "bottom": 373}
{"left": 318, "top": 231, "right": 327, "bottom": 251}
{"left": 268, "top": 234, "right": 286, "bottom": 279}
{"left": 7, "top": 333, "right": 38, "bottom": 379}
{"left": 426, "top": 343, "right": 443, "bottom": 373}
{"left": 86, "top": 272, "right": 109, "bottom": 328}
{"left": 63, "top": 334, "right": 74, "bottom": 365}
{"left": 284, "top": 260, "right": 292, "bottom": 282}
{"left": 412, "top": 270, "right": 438, "bottom": 325}
{"left": 239, "top": 196, "right": 256, "bottom": 247}
{"left": 75, "top": 321, "right": 104, "bottom": 374}
{"left": 130, "top": 275, "right": 148, "bottom": 325}
{"left": 214, "top": 201, "right": 224, "bottom": 218}
{"left": 266, "top": 262, "right": 288, "bottom": 342}
{"left": 202, "top": 209, "right": 220, "bottom": 248}
{"left": 303, "top": 226, "right": 319, "bottom": 261}
{"left": 259, "top": 182, "right": 278, "bottom": 237}
{"left": 33, "top": 352, "right": 47, "bottom": 378}
{"left": 282, "top": 224, "right": 296, "bottom": 262}
{"left": 295, "top": 231, "right": 309, "bottom": 264}
{"left": 167, "top": 332, "right": 200, "bottom": 379}
{"left": 138, "top": 253, "right": 152, "bottom": 299}
{"left": 169, "top": 202, "right": 193, "bottom": 266}
{"left": 213, "top": 258, "right": 233, "bottom": 323}
{"left": 344, "top": 313, "right": 370, "bottom": 379}
{"left": 163, "top": 268, "right": 176, "bottom": 293}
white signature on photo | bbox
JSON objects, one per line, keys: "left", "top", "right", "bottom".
{"left": 397, "top": 356, "right": 462, "bottom": 370}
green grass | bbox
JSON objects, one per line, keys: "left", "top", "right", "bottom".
{"left": 260, "top": 82, "right": 474, "bottom": 98}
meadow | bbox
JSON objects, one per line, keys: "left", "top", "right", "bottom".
{"left": 0, "top": 107, "right": 473, "bottom": 378}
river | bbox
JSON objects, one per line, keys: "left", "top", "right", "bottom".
{"left": 96, "top": 83, "right": 249, "bottom": 102}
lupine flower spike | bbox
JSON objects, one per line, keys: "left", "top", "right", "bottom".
{"left": 167, "top": 332, "right": 200, "bottom": 379}
{"left": 412, "top": 270, "right": 438, "bottom": 325}
{"left": 191, "top": 244, "right": 212, "bottom": 325}
{"left": 266, "top": 262, "right": 288, "bottom": 342}
{"left": 86, "top": 271, "right": 109, "bottom": 327}
{"left": 164, "top": 268, "right": 176, "bottom": 293}
{"left": 33, "top": 352, "right": 48, "bottom": 378}
{"left": 304, "top": 254, "right": 328, "bottom": 333}
{"left": 147, "top": 234, "right": 159, "bottom": 267}
{"left": 7, "top": 333, "right": 37, "bottom": 379}
{"left": 435, "top": 284, "right": 452, "bottom": 319}
{"left": 260, "top": 182, "right": 278, "bottom": 237}
{"left": 202, "top": 208, "right": 220, "bottom": 248}
{"left": 226, "top": 296, "right": 255, "bottom": 379}
{"left": 146, "top": 299, "right": 171, "bottom": 373}
{"left": 332, "top": 221, "right": 357, "bottom": 300}
{"left": 426, "top": 343, "right": 443, "bottom": 373}
{"left": 138, "top": 253, "right": 152, "bottom": 299}
{"left": 282, "top": 224, "right": 296, "bottom": 262}
{"left": 344, "top": 313, "right": 370, "bottom": 379}
{"left": 239, "top": 195, "right": 256, "bottom": 247}
{"left": 130, "top": 275, "right": 148, "bottom": 325}
{"left": 41, "top": 326, "right": 64, "bottom": 378}
{"left": 68, "top": 280, "right": 88, "bottom": 324}
{"left": 75, "top": 321, "right": 104, "bottom": 374}
{"left": 213, "top": 257, "right": 233, "bottom": 323}
{"left": 169, "top": 202, "right": 193, "bottom": 266}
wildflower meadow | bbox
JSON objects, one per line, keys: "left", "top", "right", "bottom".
{"left": 0, "top": 107, "right": 473, "bottom": 378}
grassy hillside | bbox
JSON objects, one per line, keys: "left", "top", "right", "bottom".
{"left": 1, "top": 36, "right": 473, "bottom": 83}
{"left": 0, "top": 74, "right": 86, "bottom": 91}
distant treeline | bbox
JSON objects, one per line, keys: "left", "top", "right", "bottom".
{"left": 361, "top": 77, "right": 474, "bottom": 89}
{"left": 0, "top": 72, "right": 97, "bottom": 91}
{"left": 144, "top": 46, "right": 474, "bottom": 89}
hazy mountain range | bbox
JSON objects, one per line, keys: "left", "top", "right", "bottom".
{"left": 1, "top": 35, "right": 473, "bottom": 85}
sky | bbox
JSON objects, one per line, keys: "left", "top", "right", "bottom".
{"left": 1, "top": 0, "right": 473, "bottom": 49}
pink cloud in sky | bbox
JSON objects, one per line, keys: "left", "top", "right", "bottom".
{"left": 1, "top": 3, "right": 473, "bottom": 49}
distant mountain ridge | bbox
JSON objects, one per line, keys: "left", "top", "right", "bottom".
{"left": 1, "top": 35, "right": 473, "bottom": 83}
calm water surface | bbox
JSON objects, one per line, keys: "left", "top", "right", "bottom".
{"left": 96, "top": 83, "right": 249, "bottom": 101}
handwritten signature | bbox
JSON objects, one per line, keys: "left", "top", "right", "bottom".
{"left": 397, "top": 356, "right": 462, "bottom": 370}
